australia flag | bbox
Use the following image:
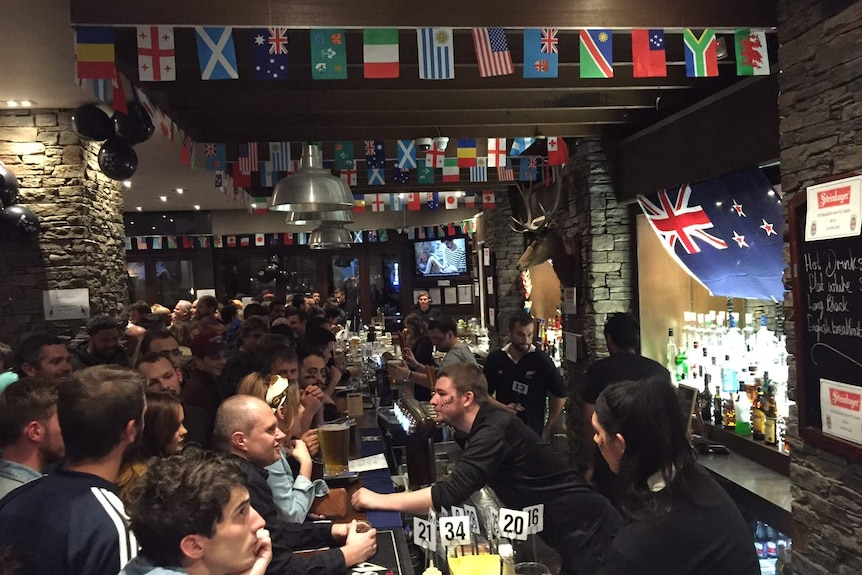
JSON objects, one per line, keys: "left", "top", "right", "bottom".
{"left": 252, "top": 27, "right": 289, "bottom": 80}
{"left": 637, "top": 167, "right": 785, "bottom": 301}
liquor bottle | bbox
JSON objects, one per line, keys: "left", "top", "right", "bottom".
{"left": 720, "top": 354, "right": 738, "bottom": 394}
{"left": 735, "top": 383, "right": 752, "bottom": 436}
{"left": 712, "top": 386, "right": 723, "bottom": 426}
{"left": 675, "top": 345, "right": 689, "bottom": 382}
{"left": 700, "top": 378, "right": 713, "bottom": 422}
{"left": 765, "top": 381, "right": 778, "bottom": 446}
{"left": 666, "top": 328, "right": 678, "bottom": 376}
{"left": 723, "top": 394, "right": 736, "bottom": 431}
{"left": 751, "top": 383, "right": 766, "bottom": 441}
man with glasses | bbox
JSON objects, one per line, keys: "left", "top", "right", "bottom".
{"left": 183, "top": 332, "right": 228, "bottom": 431}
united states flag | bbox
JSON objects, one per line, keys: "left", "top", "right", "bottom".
{"left": 238, "top": 143, "right": 258, "bottom": 175}
{"left": 497, "top": 159, "right": 514, "bottom": 181}
{"left": 472, "top": 28, "right": 514, "bottom": 77}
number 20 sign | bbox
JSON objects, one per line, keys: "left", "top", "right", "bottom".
{"left": 498, "top": 508, "right": 530, "bottom": 541}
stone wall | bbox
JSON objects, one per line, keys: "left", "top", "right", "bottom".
{"left": 777, "top": 1, "right": 862, "bottom": 573}
{"left": 0, "top": 109, "right": 127, "bottom": 346}
{"left": 482, "top": 188, "right": 524, "bottom": 348}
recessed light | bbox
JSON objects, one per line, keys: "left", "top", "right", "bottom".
{"left": 251, "top": 203, "right": 257, "bottom": 209}
{"left": 19, "top": 101, "right": 32, "bottom": 107}
{"left": 767, "top": 190, "right": 775, "bottom": 196}
{"left": 151, "top": 226, "right": 156, "bottom": 230}
{"left": 175, "top": 188, "right": 184, "bottom": 194}
{"left": 162, "top": 214, "right": 167, "bottom": 218}
{"left": 169, "top": 218, "right": 174, "bottom": 222}
{"left": 159, "top": 196, "right": 167, "bottom": 202}
{"left": 715, "top": 201, "right": 722, "bottom": 207}
{"left": 5, "top": 101, "right": 17, "bottom": 107}
{"left": 193, "top": 205, "right": 201, "bottom": 210}
{"left": 136, "top": 206, "right": 142, "bottom": 211}
{"left": 130, "top": 221, "right": 135, "bottom": 225}
{"left": 122, "top": 180, "right": 132, "bottom": 188}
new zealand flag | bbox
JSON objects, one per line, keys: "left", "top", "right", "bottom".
{"left": 637, "top": 167, "right": 784, "bottom": 301}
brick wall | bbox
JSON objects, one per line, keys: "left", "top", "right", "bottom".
{"left": 0, "top": 109, "right": 127, "bottom": 345}
{"left": 777, "top": 1, "right": 862, "bottom": 573}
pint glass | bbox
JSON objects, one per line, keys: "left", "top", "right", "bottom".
{"left": 318, "top": 421, "right": 350, "bottom": 476}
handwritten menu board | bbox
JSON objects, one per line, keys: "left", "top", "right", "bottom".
{"left": 790, "top": 192, "right": 862, "bottom": 459}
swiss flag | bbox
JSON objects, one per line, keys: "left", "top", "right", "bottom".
{"left": 547, "top": 136, "right": 569, "bottom": 166}
{"left": 482, "top": 191, "right": 496, "bottom": 209}
{"left": 406, "top": 192, "right": 421, "bottom": 211}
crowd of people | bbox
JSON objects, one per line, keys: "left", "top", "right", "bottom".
{"left": 0, "top": 287, "right": 761, "bottom": 575}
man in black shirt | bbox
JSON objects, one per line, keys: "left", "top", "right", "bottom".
{"left": 353, "top": 363, "right": 621, "bottom": 575}
{"left": 583, "top": 313, "right": 669, "bottom": 506}
{"left": 484, "top": 311, "right": 567, "bottom": 437}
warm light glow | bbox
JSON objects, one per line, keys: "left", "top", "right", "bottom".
{"left": 251, "top": 203, "right": 257, "bottom": 209}
{"left": 122, "top": 180, "right": 132, "bottom": 188}
{"left": 162, "top": 214, "right": 167, "bottom": 218}
{"left": 19, "top": 101, "right": 32, "bottom": 107}
{"left": 159, "top": 196, "right": 167, "bottom": 202}
{"left": 767, "top": 190, "right": 775, "bottom": 196}
{"left": 193, "top": 204, "right": 201, "bottom": 210}
{"left": 135, "top": 206, "right": 142, "bottom": 211}
{"left": 715, "top": 201, "right": 723, "bottom": 207}
{"left": 175, "top": 188, "right": 184, "bottom": 194}
{"left": 5, "top": 101, "right": 17, "bottom": 107}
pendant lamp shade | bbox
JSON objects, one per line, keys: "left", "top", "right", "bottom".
{"left": 270, "top": 144, "right": 355, "bottom": 212}
{"left": 308, "top": 225, "right": 352, "bottom": 249}
{"left": 285, "top": 209, "right": 354, "bottom": 227}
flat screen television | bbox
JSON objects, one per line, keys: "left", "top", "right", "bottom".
{"left": 414, "top": 238, "right": 468, "bottom": 277}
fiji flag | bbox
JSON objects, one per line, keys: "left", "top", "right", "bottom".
{"left": 195, "top": 27, "right": 239, "bottom": 80}
{"left": 524, "top": 28, "right": 559, "bottom": 78}
{"left": 519, "top": 156, "right": 539, "bottom": 181}
{"left": 636, "top": 167, "right": 784, "bottom": 300}
{"left": 204, "top": 143, "right": 226, "bottom": 171}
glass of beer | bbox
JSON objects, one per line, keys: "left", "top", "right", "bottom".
{"left": 318, "top": 421, "right": 351, "bottom": 476}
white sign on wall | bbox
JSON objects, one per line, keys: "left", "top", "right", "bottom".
{"left": 43, "top": 288, "right": 90, "bottom": 321}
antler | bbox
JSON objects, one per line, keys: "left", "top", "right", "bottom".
{"left": 535, "top": 166, "right": 564, "bottom": 224}
{"left": 510, "top": 183, "right": 543, "bottom": 233}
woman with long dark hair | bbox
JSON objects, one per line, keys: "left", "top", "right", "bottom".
{"left": 399, "top": 312, "right": 435, "bottom": 401}
{"left": 592, "top": 374, "right": 760, "bottom": 574}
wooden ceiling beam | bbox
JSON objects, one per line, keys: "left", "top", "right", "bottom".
{"left": 71, "top": 0, "right": 776, "bottom": 29}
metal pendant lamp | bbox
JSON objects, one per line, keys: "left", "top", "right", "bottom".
{"left": 285, "top": 209, "right": 353, "bottom": 226}
{"left": 308, "top": 224, "right": 352, "bottom": 249}
{"left": 269, "top": 143, "right": 355, "bottom": 212}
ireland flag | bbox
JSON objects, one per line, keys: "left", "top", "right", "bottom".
{"left": 363, "top": 28, "right": 400, "bottom": 78}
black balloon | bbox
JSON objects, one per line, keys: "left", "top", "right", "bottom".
{"left": 0, "top": 205, "right": 40, "bottom": 239}
{"left": 98, "top": 136, "right": 139, "bottom": 180}
{"left": 113, "top": 101, "right": 154, "bottom": 145}
{"left": 72, "top": 104, "right": 113, "bottom": 141}
{"left": 0, "top": 161, "right": 19, "bottom": 209}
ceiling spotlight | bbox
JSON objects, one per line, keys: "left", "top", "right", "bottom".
{"left": 434, "top": 136, "right": 450, "bottom": 151}
{"left": 251, "top": 203, "right": 257, "bottom": 209}
{"left": 122, "top": 180, "right": 132, "bottom": 188}
{"left": 175, "top": 188, "right": 184, "bottom": 194}
{"left": 767, "top": 190, "right": 776, "bottom": 196}
{"left": 193, "top": 204, "right": 201, "bottom": 210}
{"left": 162, "top": 214, "right": 167, "bottom": 218}
{"left": 5, "top": 101, "right": 17, "bottom": 107}
{"left": 135, "top": 206, "right": 142, "bottom": 211}
{"left": 416, "top": 137, "right": 433, "bottom": 152}
{"left": 159, "top": 196, "right": 167, "bottom": 202}
{"left": 19, "top": 101, "right": 32, "bottom": 107}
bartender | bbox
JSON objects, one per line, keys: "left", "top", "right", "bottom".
{"left": 352, "top": 362, "right": 621, "bottom": 574}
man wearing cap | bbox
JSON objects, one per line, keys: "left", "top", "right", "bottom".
{"left": 183, "top": 331, "right": 228, "bottom": 428}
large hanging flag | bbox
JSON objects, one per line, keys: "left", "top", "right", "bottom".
{"left": 334, "top": 141, "right": 355, "bottom": 170}
{"left": 734, "top": 29, "right": 770, "bottom": 76}
{"left": 456, "top": 139, "right": 478, "bottom": 167}
{"left": 137, "top": 26, "right": 176, "bottom": 81}
{"left": 470, "top": 157, "right": 488, "bottom": 182}
{"left": 238, "top": 143, "right": 258, "bottom": 175}
{"left": 364, "top": 28, "right": 400, "bottom": 78}
{"left": 472, "top": 28, "right": 514, "bottom": 77}
{"left": 311, "top": 29, "right": 347, "bottom": 80}
{"left": 417, "top": 159, "right": 435, "bottom": 184}
{"left": 684, "top": 29, "right": 718, "bottom": 77}
{"left": 396, "top": 140, "right": 417, "bottom": 169}
{"left": 75, "top": 27, "right": 116, "bottom": 80}
{"left": 269, "top": 142, "right": 291, "bottom": 172}
{"left": 425, "top": 141, "right": 446, "bottom": 168}
{"left": 365, "top": 140, "right": 385, "bottom": 168}
{"left": 510, "top": 137, "right": 536, "bottom": 156}
{"left": 579, "top": 29, "right": 614, "bottom": 78}
{"left": 204, "top": 143, "right": 226, "bottom": 171}
{"left": 195, "top": 27, "right": 239, "bottom": 80}
{"left": 523, "top": 28, "right": 559, "bottom": 79}
{"left": 547, "top": 137, "right": 569, "bottom": 166}
{"left": 417, "top": 28, "right": 455, "bottom": 80}
{"left": 637, "top": 168, "right": 784, "bottom": 300}
{"left": 631, "top": 29, "right": 667, "bottom": 78}
{"left": 487, "top": 138, "right": 507, "bottom": 167}
{"left": 252, "top": 27, "right": 289, "bottom": 80}
{"left": 519, "top": 156, "right": 539, "bottom": 181}
{"left": 443, "top": 157, "right": 460, "bottom": 182}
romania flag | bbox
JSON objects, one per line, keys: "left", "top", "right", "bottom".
{"left": 75, "top": 27, "right": 116, "bottom": 80}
